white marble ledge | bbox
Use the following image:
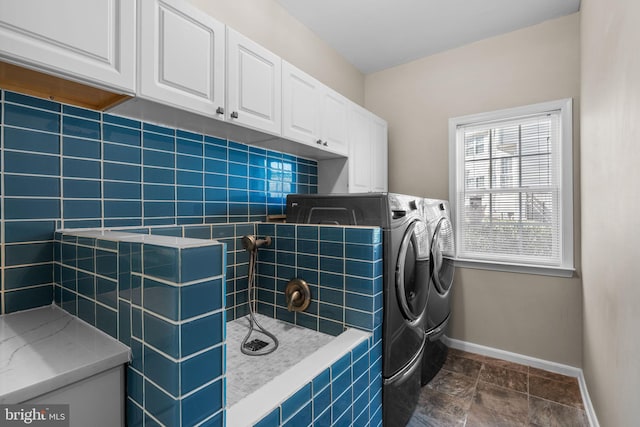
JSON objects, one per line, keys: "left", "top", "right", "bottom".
{"left": 0, "top": 305, "right": 130, "bottom": 404}
{"left": 59, "top": 229, "right": 222, "bottom": 249}
{"left": 227, "top": 328, "right": 371, "bottom": 427}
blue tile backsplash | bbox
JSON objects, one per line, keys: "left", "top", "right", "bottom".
{"left": 255, "top": 223, "right": 383, "bottom": 336}
{"left": 0, "top": 89, "right": 317, "bottom": 314}
{"left": 53, "top": 223, "right": 384, "bottom": 427}
{"left": 54, "top": 231, "right": 227, "bottom": 426}
{"left": 1, "top": 88, "right": 385, "bottom": 427}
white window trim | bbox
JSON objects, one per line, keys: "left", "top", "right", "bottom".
{"left": 448, "top": 98, "right": 574, "bottom": 277}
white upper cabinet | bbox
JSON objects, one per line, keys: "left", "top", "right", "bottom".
{"left": 226, "top": 28, "right": 281, "bottom": 136}
{"left": 319, "top": 89, "right": 349, "bottom": 156}
{"left": 347, "top": 103, "right": 388, "bottom": 193}
{"left": 348, "top": 105, "right": 374, "bottom": 193}
{"left": 282, "top": 61, "right": 348, "bottom": 156}
{"left": 370, "top": 115, "right": 389, "bottom": 192}
{"left": 138, "top": 0, "right": 225, "bottom": 118}
{"left": 282, "top": 61, "right": 321, "bottom": 147}
{"left": 0, "top": 1, "right": 386, "bottom": 167}
{"left": 0, "top": 0, "right": 135, "bottom": 93}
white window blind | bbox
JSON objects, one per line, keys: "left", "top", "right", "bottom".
{"left": 449, "top": 99, "right": 573, "bottom": 275}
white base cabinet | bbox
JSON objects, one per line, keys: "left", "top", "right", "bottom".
{"left": 0, "top": 0, "right": 135, "bottom": 93}
{"left": 25, "top": 366, "right": 125, "bottom": 427}
{"left": 138, "top": 0, "right": 226, "bottom": 118}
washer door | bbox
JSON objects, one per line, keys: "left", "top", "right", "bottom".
{"left": 431, "top": 217, "right": 455, "bottom": 295}
{"left": 396, "top": 219, "right": 430, "bottom": 322}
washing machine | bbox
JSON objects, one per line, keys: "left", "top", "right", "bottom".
{"left": 421, "top": 198, "right": 455, "bottom": 385}
{"left": 286, "top": 193, "right": 430, "bottom": 427}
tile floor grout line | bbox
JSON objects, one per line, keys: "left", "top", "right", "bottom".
{"left": 466, "top": 359, "right": 484, "bottom": 427}
{"left": 529, "top": 393, "right": 588, "bottom": 411}
{"left": 411, "top": 347, "right": 588, "bottom": 427}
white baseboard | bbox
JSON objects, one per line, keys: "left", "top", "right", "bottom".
{"left": 576, "top": 370, "right": 600, "bottom": 427}
{"left": 442, "top": 336, "right": 600, "bottom": 427}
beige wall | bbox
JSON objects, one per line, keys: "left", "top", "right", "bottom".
{"left": 581, "top": 0, "right": 640, "bottom": 425}
{"left": 187, "top": 0, "right": 365, "bottom": 105}
{"left": 365, "top": 14, "right": 583, "bottom": 366}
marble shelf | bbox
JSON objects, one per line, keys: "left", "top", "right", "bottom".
{"left": 0, "top": 305, "right": 130, "bottom": 404}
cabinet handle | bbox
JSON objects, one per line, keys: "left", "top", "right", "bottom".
{"left": 323, "top": 141, "right": 328, "bottom": 147}
{"left": 216, "top": 107, "right": 224, "bottom": 115}
{"left": 231, "top": 111, "right": 239, "bottom": 119}
{"left": 316, "top": 139, "right": 322, "bottom": 145}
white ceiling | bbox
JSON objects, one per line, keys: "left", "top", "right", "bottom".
{"left": 276, "top": 0, "right": 581, "bottom": 74}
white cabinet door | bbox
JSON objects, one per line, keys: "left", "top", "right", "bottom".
{"left": 227, "top": 28, "right": 281, "bottom": 136}
{"left": 282, "top": 60, "right": 321, "bottom": 146}
{"left": 320, "top": 89, "right": 349, "bottom": 156}
{"left": 347, "top": 104, "right": 388, "bottom": 193}
{"left": 138, "top": 0, "right": 225, "bottom": 118}
{"left": 0, "top": 0, "right": 135, "bottom": 93}
{"left": 282, "top": 61, "right": 349, "bottom": 156}
{"left": 370, "top": 115, "right": 388, "bottom": 192}
{"left": 348, "top": 105, "right": 373, "bottom": 193}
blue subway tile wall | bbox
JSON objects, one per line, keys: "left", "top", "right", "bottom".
{"left": 54, "top": 231, "right": 226, "bottom": 427}
{"left": 250, "top": 223, "right": 383, "bottom": 427}
{"left": 253, "top": 338, "right": 383, "bottom": 427}
{"left": 255, "top": 223, "right": 384, "bottom": 337}
{"left": 55, "top": 220, "right": 260, "bottom": 322}
{"left": 3, "top": 88, "right": 383, "bottom": 427}
{"left": 90, "top": 222, "right": 257, "bottom": 322}
{"left": 0, "top": 90, "right": 317, "bottom": 314}
{"left": 53, "top": 222, "right": 383, "bottom": 427}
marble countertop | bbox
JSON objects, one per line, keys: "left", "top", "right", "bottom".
{"left": 0, "top": 305, "right": 130, "bottom": 404}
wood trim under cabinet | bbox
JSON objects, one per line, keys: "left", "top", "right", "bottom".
{"left": 0, "top": 61, "right": 131, "bottom": 111}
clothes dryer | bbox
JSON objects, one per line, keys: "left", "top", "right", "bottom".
{"left": 286, "top": 193, "right": 430, "bottom": 427}
{"left": 421, "top": 198, "right": 455, "bottom": 385}
{"left": 422, "top": 199, "right": 455, "bottom": 339}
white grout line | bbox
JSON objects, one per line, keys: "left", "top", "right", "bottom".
{"left": 1, "top": 91, "right": 5, "bottom": 315}
{"left": 99, "top": 112, "right": 105, "bottom": 230}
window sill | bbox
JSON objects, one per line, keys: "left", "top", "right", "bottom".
{"left": 453, "top": 258, "right": 575, "bottom": 278}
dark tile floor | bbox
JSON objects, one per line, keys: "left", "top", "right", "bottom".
{"left": 408, "top": 348, "right": 589, "bottom": 427}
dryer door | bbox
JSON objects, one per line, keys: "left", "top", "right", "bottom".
{"left": 396, "top": 219, "right": 430, "bottom": 322}
{"left": 430, "top": 217, "right": 454, "bottom": 294}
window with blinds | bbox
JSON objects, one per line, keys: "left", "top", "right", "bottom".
{"left": 449, "top": 99, "right": 574, "bottom": 275}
